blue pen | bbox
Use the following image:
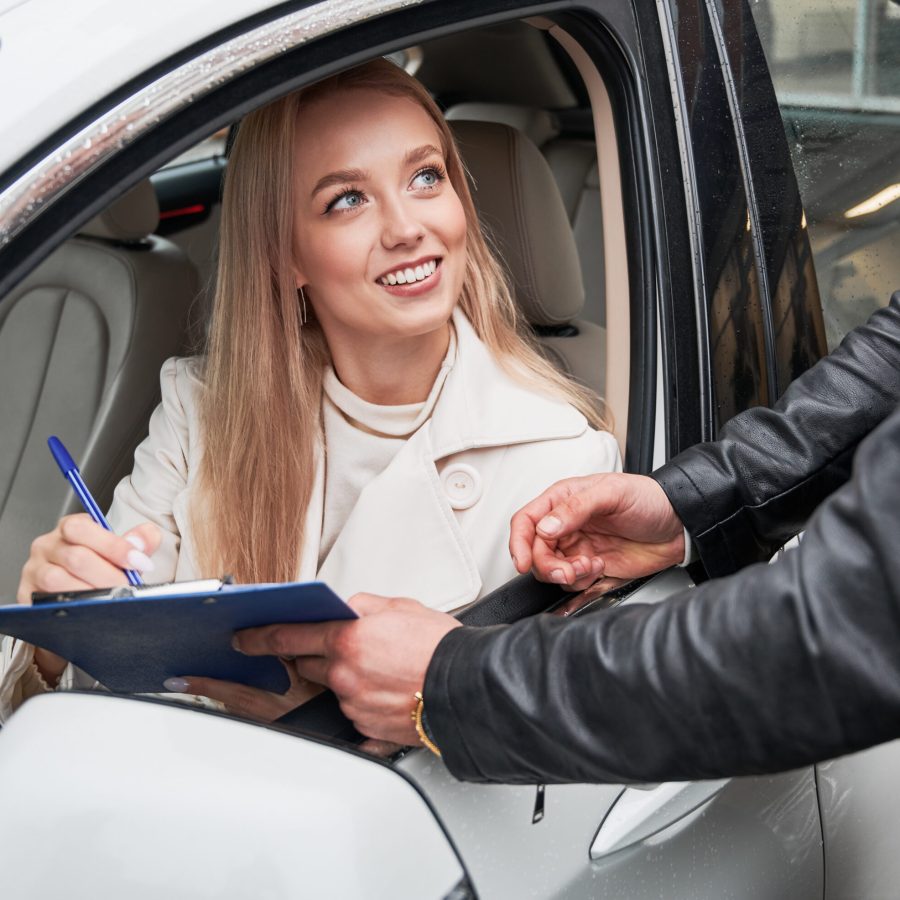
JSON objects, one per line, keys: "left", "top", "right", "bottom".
{"left": 48, "top": 436, "right": 144, "bottom": 587}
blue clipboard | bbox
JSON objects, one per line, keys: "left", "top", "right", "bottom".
{"left": 0, "top": 580, "right": 355, "bottom": 694}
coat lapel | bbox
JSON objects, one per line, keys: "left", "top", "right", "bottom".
{"left": 316, "top": 426, "right": 482, "bottom": 610}
{"left": 428, "top": 309, "right": 587, "bottom": 458}
{"left": 315, "top": 309, "right": 589, "bottom": 610}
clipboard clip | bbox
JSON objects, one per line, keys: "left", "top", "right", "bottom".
{"left": 31, "top": 575, "right": 234, "bottom": 606}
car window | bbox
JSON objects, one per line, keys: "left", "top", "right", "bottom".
{"left": 158, "top": 127, "right": 229, "bottom": 170}
{"left": 750, "top": 0, "right": 900, "bottom": 348}
{"left": 0, "top": 16, "right": 631, "bottom": 599}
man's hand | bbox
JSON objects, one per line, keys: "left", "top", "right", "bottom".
{"left": 509, "top": 473, "right": 685, "bottom": 588}
{"left": 233, "top": 594, "right": 461, "bottom": 744}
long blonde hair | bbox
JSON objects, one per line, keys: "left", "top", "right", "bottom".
{"left": 196, "top": 59, "right": 609, "bottom": 583}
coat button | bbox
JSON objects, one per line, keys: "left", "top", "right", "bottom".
{"left": 441, "top": 463, "right": 483, "bottom": 510}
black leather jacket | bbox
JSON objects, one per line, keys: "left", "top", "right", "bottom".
{"left": 425, "top": 293, "right": 900, "bottom": 783}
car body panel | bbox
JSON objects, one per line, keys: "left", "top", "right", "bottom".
{"left": 0, "top": 0, "right": 291, "bottom": 176}
{"left": 0, "top": 692, "right": 467, "bottom": 899}
{"left": 817, "top": 739, "right": 900, "bottom": 900}
{"left": 397, "top": 574, "right": 823, "bottom": 898}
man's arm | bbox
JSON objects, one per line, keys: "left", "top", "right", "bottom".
{"left": 426, "top": 404, "right": 900, "bottom": 784}
{"left": 655, "top": 292, "right": 900, "bottom": 576}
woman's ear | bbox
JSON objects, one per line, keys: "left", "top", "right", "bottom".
{"left": 292, "top": 255, "right": 308, "bottom": 291}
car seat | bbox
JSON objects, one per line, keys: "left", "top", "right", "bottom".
{"left": 0, "top": 180, "right": 198, "bottom": 600}
{"left": 450, "top": 119, "right": 606, "bottom": 396}
{"left": 446, "top": 104, "right": 606, "bottom": 332}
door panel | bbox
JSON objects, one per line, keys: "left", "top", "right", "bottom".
{"left": 400, "top": 570, "right": 824, "bottom": 898}
{"left": 817, "top": 739, "right": 900, "bottom": 900}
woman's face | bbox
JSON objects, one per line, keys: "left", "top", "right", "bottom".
{"left": 291, "top": 88, "right": 468, "bottom": 355}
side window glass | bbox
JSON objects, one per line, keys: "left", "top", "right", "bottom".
{"left": 751, "top": 0, "right": 900, "bottom": 348}
{"left": 158, "top": 127, "right": 229, "bottom": 170}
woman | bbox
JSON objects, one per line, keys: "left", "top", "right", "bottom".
{"left": 0, "top": 59, "right": 620, "bottom": 722}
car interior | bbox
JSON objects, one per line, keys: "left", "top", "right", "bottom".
{"left": 0, "top": 18, "right": 630, "bottom": 602}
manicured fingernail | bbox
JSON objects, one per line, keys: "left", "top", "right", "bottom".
{"left": 127, "top": 548, "right": 155, "bottom": 572}
{"left": 539, "top": 515, "right": 562, "bottom": 536}
{"left": 164, "top": 677, "right": 189, "bottom": 692}
{"left": 231, "top": 635, "right": 244, "bottom": 653}
{"left": 125, "top": 533, "right": 146, "bottom": 553}
{"left": 572, "top": 559, "right": 586, "bottom": 576}
{"left": 549, "top": 569, "right": 566, "bottom": 583}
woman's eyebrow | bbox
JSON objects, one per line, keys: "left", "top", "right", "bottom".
{"left": 309, "top": 145, "right": 443, "bottom": 199}
{"left": 310, "top": 168, "right": 368, "bottom": 199}
{"left": 404, "top": 143, "right": 443, "bottom": 166}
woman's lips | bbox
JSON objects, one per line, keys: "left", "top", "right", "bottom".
{"left": 378, "top": 260, "right": 443, "bottom": 298}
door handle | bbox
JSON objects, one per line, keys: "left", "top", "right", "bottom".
{"left": 590, "top": 779, "right": 729, "bottom": 859}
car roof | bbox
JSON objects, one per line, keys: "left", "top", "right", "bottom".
{"left": 0, "top": 0, "right": 276, "bottom": 176}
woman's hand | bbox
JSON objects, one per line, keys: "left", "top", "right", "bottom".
{"left": 17, "top": 514, "right": 160, "bottom": 682}
{"left": 165, "top": 664, "right": 324, "bottom": 723}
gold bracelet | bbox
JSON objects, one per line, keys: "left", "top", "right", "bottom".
{"left": 411, "top": 690, "right": 442, "bottom": 757}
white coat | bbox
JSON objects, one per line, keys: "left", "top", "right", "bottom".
{"left": 107, "top": 309, "right": 621, "bottom": 611}
{"left": 0, "top": 310, "right": 620, "bottom": 719}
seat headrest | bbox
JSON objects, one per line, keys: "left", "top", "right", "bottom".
{"left": 79, "top": 179, "right": 160, "bottom": 242}
{"left": 445, "top": 103, "right": 560, "bottom": 148}
{"left": 451, "top": 120, "right": 584, "bottom": 326}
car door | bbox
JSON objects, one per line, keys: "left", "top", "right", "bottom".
{"left": 747, "top": 2, "right": 900, "bottom": 898}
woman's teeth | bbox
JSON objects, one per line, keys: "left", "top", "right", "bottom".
{"left": 379, "top": 259, "right": 438, "bottom": 286}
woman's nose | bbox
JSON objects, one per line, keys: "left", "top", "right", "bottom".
{"left": 380, "top": 197, "right": 425, "bottom": 248}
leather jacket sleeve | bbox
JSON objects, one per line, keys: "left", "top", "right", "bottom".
{"left": 654, "top": 292, "right": 900, "bottom": 576}
{"left": 425, "top": 403, "right": 900, "bottom": 783}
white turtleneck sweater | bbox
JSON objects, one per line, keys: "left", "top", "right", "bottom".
{"left": 318, "top": 330, "right": 457, "bottom": 569}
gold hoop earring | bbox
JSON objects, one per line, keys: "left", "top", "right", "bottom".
{"left": 298, "top": 286, "right": 308, "bottom": 325}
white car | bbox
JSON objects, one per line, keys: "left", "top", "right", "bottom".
{"left": 0, "top": 1, "right": 898, "bottom": 897}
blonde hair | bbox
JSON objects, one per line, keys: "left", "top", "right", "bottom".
{"left": 196, "top": 58, "right": 609, "bottom": 583}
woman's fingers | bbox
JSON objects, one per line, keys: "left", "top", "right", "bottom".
{"left": 17, "top": 515, "right": 162, "bottom": 603}
{"left": 18, "top": 560, "right": 93, "bottom": 601}
{"left": 124, "top": 522, "right": 163, "bottom": 558}
{"left": 18, "top": 556, "right": 94, "bottom": 604}
{"left": 45, "top": 540, "right": 130, "bottom": 590}
{"left": 57, "top": 515, "right": 156, "bottom": 574}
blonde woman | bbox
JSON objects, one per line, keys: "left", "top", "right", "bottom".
{"left": 1, "top": 59, "right": 620, "bottom": 723}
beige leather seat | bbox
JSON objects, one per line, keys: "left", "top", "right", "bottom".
{"left": 0, "top": 181, "right": 198, "bottom": 599}
{"left": 446, "top": 104, "right": 606, "bottom": 330}
{"left": 542, "top": 139, "right": 605, "bottom": 330}
{"left": 450, "top": 120, "right": 606, "bottom": 396}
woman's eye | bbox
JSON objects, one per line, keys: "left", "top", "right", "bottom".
{"left": 327, "top": 190, "right": 366, "bottom": 213}
{"left": 411, "top": 167, "right": 444, "bottom": 190}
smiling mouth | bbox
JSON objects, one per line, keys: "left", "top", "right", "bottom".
{"left": 378, "top": 258, "right": 440, "bottom": 286}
